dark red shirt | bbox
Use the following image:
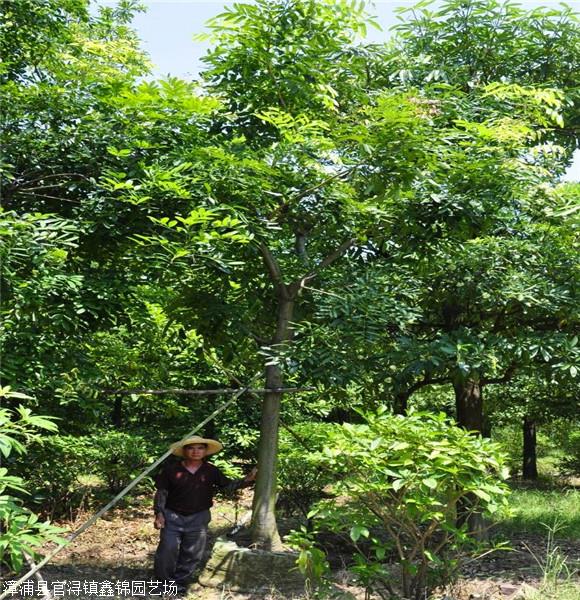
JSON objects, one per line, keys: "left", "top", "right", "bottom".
{"left": 155, "top": 461, "right": 247, "bottom": 515}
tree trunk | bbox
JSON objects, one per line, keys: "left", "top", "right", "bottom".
{"left": 394, "top": 390, "right": 409, "bottom": 415}
{"left": 250, "top": 295, "right": 294, "bottom": 550}
{"left": 482, "top": 414, "right": 492, "bottom": 439}
{"left": 522, "top": 415, "right": 538, "bottom": 480}
{"left": 454, "top": 377, "right": 488, "bottom": 539}
{"left": 453, "top": 377, "right": 483, "bottom": 432}
{"left": 112, "top": 395, "right": 122, "bottom": 429}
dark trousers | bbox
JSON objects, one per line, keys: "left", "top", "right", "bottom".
{"left": 154, "top": 508, "right": 211, "bottom": 590}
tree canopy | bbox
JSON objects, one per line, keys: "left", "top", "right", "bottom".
{"left": 1, "top": 0, "right": 578, "bottom": 554}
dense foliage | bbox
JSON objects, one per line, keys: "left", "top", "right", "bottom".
{"left": 307, "top": 410, "right": 510, "bottom": 599}
{"left": 0, "top": 388, "right": 64, "bottom": 574}
{"left": 0, "top": 0, "right": 578, "bottom": 588}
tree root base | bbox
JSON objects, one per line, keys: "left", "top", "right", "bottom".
{"left": 198, "top": 537, "right": 305, "bottom": 593}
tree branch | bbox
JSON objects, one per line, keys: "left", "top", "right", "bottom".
{"left": 297, "top": 237, "right": 356, "bottom": 291}
{"left": 482, "top": 363, "right": 517, "bottom": 385}
{"left": 259, "top": 243, "right": 288, "bottom": 298}
{"left": 101, "top": 387, "right": 314, "bottom": 396}
{"left": 10, "top": 172, "right": 91, "bottom": 190}
{"left": 405, "top": 374, "right": 449, "bottom": 396}
{"left": 268, "top": 167, "right": 358, "bottom": 222}
{"left": 16, "top": 192, "right": 80, "bottom": 204}
{"left": 288, "top": 167, "right": 357, "bottom": 204}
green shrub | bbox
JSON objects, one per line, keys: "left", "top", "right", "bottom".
{"left": 90, "top": 431, "right": 151, "bottom": 493}
{"left": 18, "top": 434, "right": 95, "bottom": 518}
{"left": 20, "top": 430, "right": 156, "bottom": 516}
{"left": 277, "top": 422, "right": 339, "bottom": 517}
{"left": 0, "top": 387, "right": 65, "bottom": 574}
{"left": 286, "top": 526, "right": 331, "bottom": 597}
{"left": 307, "top": 409, "right": 511, "bottom": 600}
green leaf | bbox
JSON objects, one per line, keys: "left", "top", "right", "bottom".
{"left": 350, "top": 525, "right": 369, "bottom": 542}
{"left": 472, "top": 489, "right": 491, "bottom": 502}
{"left": 422, "top": 477, "right": 437, "bottom": 489}
{"left": 392, "top": 479, "right": 405, "bottom": 491}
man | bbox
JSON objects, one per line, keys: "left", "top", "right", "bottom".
{"left": 153, "top": 435, "right": 257, "bottom": 594}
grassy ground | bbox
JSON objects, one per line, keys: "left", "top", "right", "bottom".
{"left": 496, "top": 486, "right": 580, "bottom": 540}
{"left": 521, "top": 581, "right": 580, "bottom": 600}
{"left": 491, "top": 478, "right": 580, "bottom": 600}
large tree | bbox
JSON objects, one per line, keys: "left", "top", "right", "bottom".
{"left": 97, "top": 0, "right": 579, "bottom": 547}
{"left": 298, "top": 0, "right": 579, "bottom": 433}
{"left": 103, "top": 0, "right": 440, "bottom": 547}
{"left": 300, "top": 129, "right": 578, "bottom": 433}
{"left": 380, "top": 0, "right": 580, "bottom": 430}
{"left": 1, "top": 0, "right": 148, "bottom": 407}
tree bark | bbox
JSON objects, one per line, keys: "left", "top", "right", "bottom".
{"left": 394, "top": 390, "right": 409, "bottom": 415}
{"left": 112, "top": 395, "right": 122, "bottom": 429}
{"left": 453, "top": 377, "right": 483, "bottom": 432}
{"left": 522, "top": 415, "right": 538, "bottom": 480}
{"left": 250, "top": 295, "right": 294, "bottom": 550}
{"left": 453, "top": 377, "right": 488, "bottom": 539}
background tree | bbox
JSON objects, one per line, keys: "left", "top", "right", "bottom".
{"left": 380, "top": 0, "right": 579, "bottom": 431}
{"left": 388, "top": 0, "right": 580, "bottom": 153}
{"left": 0, "top": 0, "right": 150, "bottom": 412}
{"left": 299, "top": 95, "right": 578, "bottom": 434}
{"left": 486, "top": 372, "right": 579, "bottom": 479}
{"left": 296, "top": 0, "right": 579, "bottom": 435}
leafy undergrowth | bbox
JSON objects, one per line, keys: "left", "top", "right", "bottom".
{"left": 5, "top": 488, "right": 578, "bottom": 600}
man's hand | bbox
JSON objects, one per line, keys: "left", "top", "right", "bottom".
{"left": 244, "top": 467, "right": 258, "bottom": 483}
{"left": 154, "top": 513, "right": 165, "bottom": 530}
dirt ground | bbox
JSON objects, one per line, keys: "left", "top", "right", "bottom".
{"left": 5, "top": 491, "right": 580, "bottom": 600}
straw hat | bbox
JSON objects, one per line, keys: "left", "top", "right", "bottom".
{"left": 170, "top": 436, "right": 223, "bottom": 457}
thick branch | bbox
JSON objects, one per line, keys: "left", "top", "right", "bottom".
{"left": 405, "top": 374, "right": 449, "bottom": 396}
{"left": 259, "top": 243, "right": 288, "bottom": 297}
